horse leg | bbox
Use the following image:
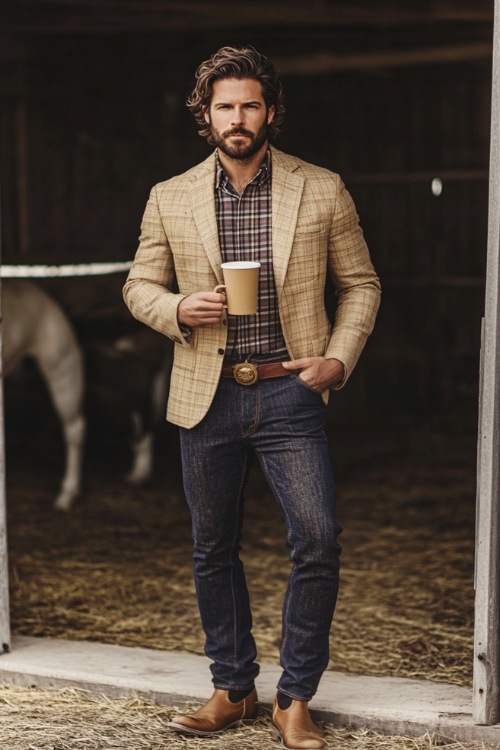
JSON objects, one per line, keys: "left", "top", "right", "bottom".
{"left": 124, "top": 351, "right": 171, "bottom": 485}
{"left": 54, "top": 412, "right": 86, "bottom": 511}
{"left": 39, "top": 345, "right": 86, "bottom": 511}
{"left": 125, "top": 411, "right": 154, "bottom": 485}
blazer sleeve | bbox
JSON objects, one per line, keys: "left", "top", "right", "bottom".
{"left": 122, "top": 184, "right": 192, "bottom": 347}
{"left": 324, "top": 178, "right": 381, "bottom": 383}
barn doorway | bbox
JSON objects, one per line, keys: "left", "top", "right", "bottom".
{"left": 0, "top": 0, "right": 498, "bottom": 735}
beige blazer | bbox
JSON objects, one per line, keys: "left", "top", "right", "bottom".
{"left": 123, "top": 146, "right": 381, "bottom": 429}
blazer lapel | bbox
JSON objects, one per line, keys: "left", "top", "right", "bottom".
{"left": 188, "top": 153, "right": 224, "bottom": 284}
{"left": 270, "top": 147, "right": 305, "bottom": 293}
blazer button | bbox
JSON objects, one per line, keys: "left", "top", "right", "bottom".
{"left": 218, "top": 348, "right": 225, "bottom": 355}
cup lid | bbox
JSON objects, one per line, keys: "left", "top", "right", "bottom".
{"left": 221, "top": 261, "right": 261, "bottom": 269}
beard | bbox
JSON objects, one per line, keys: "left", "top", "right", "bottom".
{"left": 209, "top": 119, "right": 269, "bottom": 160}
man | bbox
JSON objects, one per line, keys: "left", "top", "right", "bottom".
{"left": 123, "top": 46, "right": 380, "bottom": 750}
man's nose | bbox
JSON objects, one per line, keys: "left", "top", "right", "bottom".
{"left": 230, "top": 107, "right": 244, "bottom": 125}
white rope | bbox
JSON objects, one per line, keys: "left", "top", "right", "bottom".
{"left": 0, "top": 262, "right": 133, "bottom": 278}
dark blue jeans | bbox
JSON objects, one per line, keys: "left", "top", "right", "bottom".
{"left": 179, "top": 359, "right": 342, "bottom": 701}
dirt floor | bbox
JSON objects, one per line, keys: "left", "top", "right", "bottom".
{"left": 4, "top": 405, "right": 476, "bottom": 689}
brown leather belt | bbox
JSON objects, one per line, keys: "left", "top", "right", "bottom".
{"left": 221, "top": 361, "right": 289, "bottom": 386}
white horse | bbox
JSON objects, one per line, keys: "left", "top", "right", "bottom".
{"left": 2, "top": 279, "right": 85, "bottom": 511}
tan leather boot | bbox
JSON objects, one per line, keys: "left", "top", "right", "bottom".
{"left": 166, "top": 688, "right": 258, "bottom": 736}
{"left": 272, "top": 697, "right": 326, "bottom": 749}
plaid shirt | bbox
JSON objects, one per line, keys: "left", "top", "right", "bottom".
{"left": 215, "top": 152, "right": 287, "bottom": 358}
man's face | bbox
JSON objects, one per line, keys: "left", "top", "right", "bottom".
{"left": 204, "top": 77, "right": 275, "bottom": 160}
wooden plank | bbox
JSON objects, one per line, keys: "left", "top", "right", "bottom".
{"left": 0, "top": 330, "right": 10, "bottom": 652}
{"left": 382, "top": 276, "right": 485, "bottom": 288}
{"left": 0, "top": 1, "right": 487, "bottom": 33}
{"left": 275, "top": 43, "right": 492, "bottom": 75}
{"left": 434, "top": 0, "right": 493, "bottom": 23}
{"left": 473, "top": 0, "right": 500, "bottom": 726}
{"left": 15, "top": 93, "right": 29, "bottom": 258}
{"left": 347, "top": 169, "right": 488, "bottom": 185}
{"left": 0, "top": 185, "right": 11, "bottom": 654}
{"left": 1, "top": 0, "right": 493, "bottom": 31}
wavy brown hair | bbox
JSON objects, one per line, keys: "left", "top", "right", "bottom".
{"left": 187, "top": 46, "right": 285, "bottom": 143}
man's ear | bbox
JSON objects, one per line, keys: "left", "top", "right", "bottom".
{"left": 267, "top": 105, "right": 276, "bottom": 125}
{"left": 203, "top": 106, "right": 210, "bottom": 125}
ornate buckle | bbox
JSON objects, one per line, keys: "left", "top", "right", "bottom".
{"left": 233, "top": 362, "right": 258, "bottom": 386}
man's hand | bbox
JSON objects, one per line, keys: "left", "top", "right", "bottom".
{"left": 282, "top": 357, "right": 345, "bottom": 392}
{"left": 178, "top": 291, "right": 226, "bottom": 328}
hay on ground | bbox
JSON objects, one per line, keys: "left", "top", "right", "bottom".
{"left": 0, "top": 685, "right": 494, "bottom": 750}
{"left": 6, "top": 414, "right": 476, "bottom": 687}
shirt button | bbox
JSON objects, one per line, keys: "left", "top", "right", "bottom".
{"left": 218, "top": 348, "right": 225, "bottom": 355}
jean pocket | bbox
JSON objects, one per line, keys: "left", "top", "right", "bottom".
{"left": 293, "top": 374, "right": 323, "bottom": 395}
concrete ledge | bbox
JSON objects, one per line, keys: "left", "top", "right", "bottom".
{"left": 1, "top": 636, "right": 499, "bottom": 744}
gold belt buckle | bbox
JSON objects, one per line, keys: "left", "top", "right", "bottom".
{"left": 233, "top": 362, "right": 258, "bottom": 386}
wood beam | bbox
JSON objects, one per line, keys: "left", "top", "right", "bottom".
{"left": 433, "top": 0, "right": 493, "bottom": 23}
{"left": 346, "top": 169, "right": 488, "bottom": 184}
{"left": 0, "top": 325, "right": 9, "bottom": 653}
{"left": 473, "top": 0, "right": 500, "bottom": 727}
{"left": 0, "top": 0, "right": 493, "bottom": 34}
{"left": 275, "top": 42, "right": 492, "bottom": 74}
{"left": 0, "top": 157, "right": 11, "bottom": 655}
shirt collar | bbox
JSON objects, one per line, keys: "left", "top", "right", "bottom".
{"left": 215, "top": 149, "right": 271, "bottom": 190}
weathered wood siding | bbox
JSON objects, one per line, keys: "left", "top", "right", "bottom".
{"left": 473, "top": 0, "right": 500, "bottom": 723}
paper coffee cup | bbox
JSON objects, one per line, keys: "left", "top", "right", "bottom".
{"left": 218, "top": 261, "right": 261, "bottom": 315}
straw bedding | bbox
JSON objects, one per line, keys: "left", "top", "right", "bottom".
{"left": 6, "top": 412, "right": 475, "bottom": 688}
{"left": 1, "top": 411, "right": 481, "bottom": 748}
{"left": 0, "top": 685, "right": 493, "bottom": 750}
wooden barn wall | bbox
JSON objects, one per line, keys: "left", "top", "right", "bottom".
{"left": 0, "top": 36, "right": 492, "bottom": 414}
